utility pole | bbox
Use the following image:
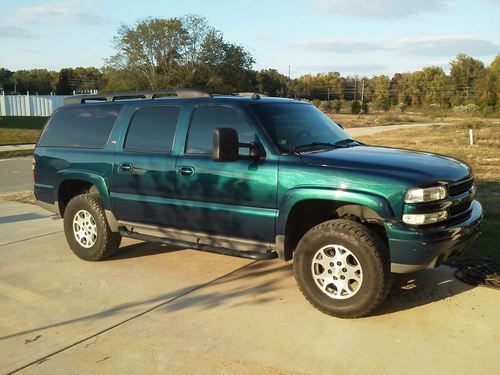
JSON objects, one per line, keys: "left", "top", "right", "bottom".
{"left": 288, "top": 65, "right": 291, "bottom": 81}
{"left": 327, "top": 87, "right": 331, "bottom": 103}
{"left": 361, "top": 79, "right": 365, "bottom": 103}
{"left": 354, "top": 80, "right": 357, "bottom": 101}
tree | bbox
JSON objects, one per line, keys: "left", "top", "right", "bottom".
{"left": 473, "top": 54, "right": 499, "bottom": 109}
{"left": 106, "top": 15, "right": 255, "bottom": 92}
{"left": 14, "top": 69, "right": 55, "bottom": 94}
{"left": 110, "top": 18, "right": 187, "bottom": 89}
{"left": 56, "top": 67, "right": 105, "bottom": 94}
{"left": 0, "top": 68, "right": 14, "bottom": 92}
{"left": 391, "top": 73, "right": 412, "bottom": 106}
{"left": 351, "top": 100, "right": 361, "bottom": 114}
{"left": 372, "top": 75, "right": 391, "bottom": 111}
{"left": 450, "top": 53, "right": 485, "bottom": 105}
{"left": 256, "top": 69, "right": 289, "bottom": 96}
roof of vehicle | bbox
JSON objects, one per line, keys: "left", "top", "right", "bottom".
{"left": 63, "top": 89, "right": 305, "bottom": 106}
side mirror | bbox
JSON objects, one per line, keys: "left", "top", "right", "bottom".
{"left": 212, "top": 128, "right": 239, "bottom": 162}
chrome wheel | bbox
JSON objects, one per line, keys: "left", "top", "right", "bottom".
{"left": 72, "top": 209, "right": 97, "bottom": 248}
{"left": 311, "top": 244, "right": 363, "bottom": 299}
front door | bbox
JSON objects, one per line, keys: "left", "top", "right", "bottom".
{"left": 110, "top": 105, "right": 180, "bottom": 227}
{"left": 175, "top": 105, "right": 278, "bottom": 243}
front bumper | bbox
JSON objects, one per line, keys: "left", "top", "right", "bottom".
{"left": 386, "top": 200, "right": 483, "bottom": 273}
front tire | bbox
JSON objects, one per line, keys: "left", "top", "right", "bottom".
{"left": 294, "top": 219, "right": 392, "bottom": 318}
{"left": 63, "top": 194, "right": 121, "bottom": 261}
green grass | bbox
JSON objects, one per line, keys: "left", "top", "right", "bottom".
{"left": 0, "top": 116, "right": 49, "bottom": 130}
{"left": 0, "top": 116, "right": 48, "bottom": 146}
{"left": 359, "top": 122, "right": 500, "bottom": 258}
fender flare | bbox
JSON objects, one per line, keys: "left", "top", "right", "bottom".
{"left": 54, "top": 170, "right": 119, "bottom": 231}
{"left": 275, "top": 187, "right": 394, "bottom": 259}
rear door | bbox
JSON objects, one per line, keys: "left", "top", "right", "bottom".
{"left": 110, "top": 105, "right": 180, "bottom": 227}
{"left": 175, "top": 104, "right": 278, "bottom": 243}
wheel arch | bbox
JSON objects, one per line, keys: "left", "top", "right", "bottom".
{"left": 55, "top": 170, "right": 112, "bottom": 217}
{"left": 276, "top": 188, "right": 394, "bottom": 261}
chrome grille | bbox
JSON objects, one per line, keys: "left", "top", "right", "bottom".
{"left": 449, "top": 200, "right": 472, "bottom": 217}
{"left": 447, "top": 177, "right": 474, "bottom": 197}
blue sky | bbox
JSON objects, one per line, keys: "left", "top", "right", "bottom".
{"left": 0, "top": 0, "right": 499, "bottom": 77}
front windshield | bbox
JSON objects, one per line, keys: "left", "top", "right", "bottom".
{"left": 249, "top": 102, "right": 352, "bottom": 153}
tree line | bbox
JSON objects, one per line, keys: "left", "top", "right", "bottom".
{"left": 0, "top": 15, "right": 498, "bottom": 113}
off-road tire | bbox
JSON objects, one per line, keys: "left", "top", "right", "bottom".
{"left": 294, "top": 219, "right": 392, "bottom": 318}
{"left": 63, "top": 193, "right": 121, "bottom": 261}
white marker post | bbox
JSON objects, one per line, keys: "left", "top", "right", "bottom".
{"left": 469, "top": 129, "right": 474, "bottom": 145}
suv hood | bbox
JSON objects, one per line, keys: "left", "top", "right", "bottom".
{"left": 299, "top": 146, "right": 470, "bottom": 184}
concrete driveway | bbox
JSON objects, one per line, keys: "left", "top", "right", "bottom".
{"left": 0, "top": 201, "right": 499, "bottom": 374}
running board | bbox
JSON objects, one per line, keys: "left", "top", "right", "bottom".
{"left": 119, "top": 228, "right": 278, "bottom": 260}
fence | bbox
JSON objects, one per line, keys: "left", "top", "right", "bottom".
{"left": 0, "top": 92, "right": 72, "bottom": 116}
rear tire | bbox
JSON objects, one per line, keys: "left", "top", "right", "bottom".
{"left": 63, "top": 194, "right": 121, "bottom": 261}
{"left": 294, "top": 219, "right": 392, "bottom": 318}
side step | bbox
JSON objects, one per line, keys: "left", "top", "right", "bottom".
{"left": 119, "top": 228, "right": 278, "bottom": 260}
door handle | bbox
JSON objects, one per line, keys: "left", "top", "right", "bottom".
{"left": 120, "top": 163, "right": 133, "bottom": 173}
{"left": 178, "top": 166, "right": 195, "bottom": 177}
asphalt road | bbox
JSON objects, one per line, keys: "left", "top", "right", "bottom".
{"left": 0, "top": 157, "right": 32, "bottom": 194}
{"left": 0, "top": 200, "right": 499, "bottom": 374}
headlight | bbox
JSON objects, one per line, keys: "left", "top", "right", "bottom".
{"left": 404, "top": 186, "right": 447, "bottom": 203}
{"left": 402, "top": 211, "right": 448, "bottom": 225}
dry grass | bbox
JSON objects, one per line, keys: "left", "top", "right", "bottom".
{"left": 328, "top": 113, "right": 438, "bottom": 128}
{"left": 0, "top": 128, "right": 41, "bottom": 145}
{"left": 0, "top": 191, "right": 35, "bottom": 204}
{"left": 358, "top": 121, "right": 500, "bottom": 257}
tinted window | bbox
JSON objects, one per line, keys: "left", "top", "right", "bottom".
{"left": 39, "top": 104, "right": 122, "bottom": 148}
{"left": 186, "top": 106, "right": 255, "bottom": 154}
{"left": 250, "top": 103, "right": 349, "bottom": 153}
{"left": 124, "top": 106, "right": 180, "bottom": 153}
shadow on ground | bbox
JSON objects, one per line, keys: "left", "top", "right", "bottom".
{"left": 0, "top": 241, "right": 475, "bottom": 341}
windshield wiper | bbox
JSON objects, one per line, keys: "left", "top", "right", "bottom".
{"left": 291, "top": 142, "right": 338, "bottom": 152}
{"left": 333, "top": 138, "right": 361, "bottom": 147}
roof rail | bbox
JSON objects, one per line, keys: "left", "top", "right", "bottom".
{"left": 234, "top": 92, "right": 266, "bottom": 100}
{"left": 63, "top": 89, "right": 211, "bottom": 105}
{"left": 234, "top": 92, "right": 266, "bottom": 97}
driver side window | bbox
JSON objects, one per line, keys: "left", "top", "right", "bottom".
{"left": 185, "top": 106, "right": 255, "bottom": 155}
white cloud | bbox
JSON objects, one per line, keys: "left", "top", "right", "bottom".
{"left": 0, "top": 26, "right": 37, "bottom": 39}
{"left": 296, "top": 35, "right": 500, "bottom": 56}
{"left": 296, "top": 39, "right": 378, "bottom": 52}
{"left": 314, "top": 0, "right": 454, "bottom": 18}
{"left": 295, "top": 63, "right": 387, "bottom": 75}
{"left": 14, "top": 0, "right": 105, "bottom": 25}
{"left": 398, "top": 35, "right": 499, "bottom": 56}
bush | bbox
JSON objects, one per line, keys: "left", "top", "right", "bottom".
{"left": 320, "top": 100, "right": 333, "bottom": 114}
{"left": 312, "top": 99, "right": 321, "bottom": 108}
{"left": 362, "top": 102, "right": 369, "bottom": 114}
{"left": 452, "top": 104, "right": 480, "bottom": 113}
{"left": 351, "top": 100, "right": 361, "bottom": 114}
{"left": 394, "top": 103, "right": 407, "bottom": 113}
{"left": 332, "top": 99, "right": 342, "bottom": 113}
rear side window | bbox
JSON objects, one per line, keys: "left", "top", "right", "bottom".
{"left": 124, "top": 106, "right": 180, "bottom": 153}
{"left": 39, "top": 104, "right": 122, "bottom": 148}
{"left": 186, "top": 106, "right": 255, "bottom": 154}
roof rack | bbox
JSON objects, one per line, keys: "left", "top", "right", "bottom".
{"left": 63, "top": 89, "right": 211, "bottom": 105}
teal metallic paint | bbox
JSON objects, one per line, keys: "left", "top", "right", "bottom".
{"left": 110, "top": 152, "right": 177, "bottom": 226}
{"left": 276, "top": 185, "right": 393, "bottom": 236}
{"left": 386, "top": 201, "right": 482, "bottom": 267}
{"left": 34, "top": 95, "right": 483, "bottom": 270}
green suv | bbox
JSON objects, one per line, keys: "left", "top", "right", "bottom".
{"left": 34, "top": 89, "right": 482, "bottom": 318}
